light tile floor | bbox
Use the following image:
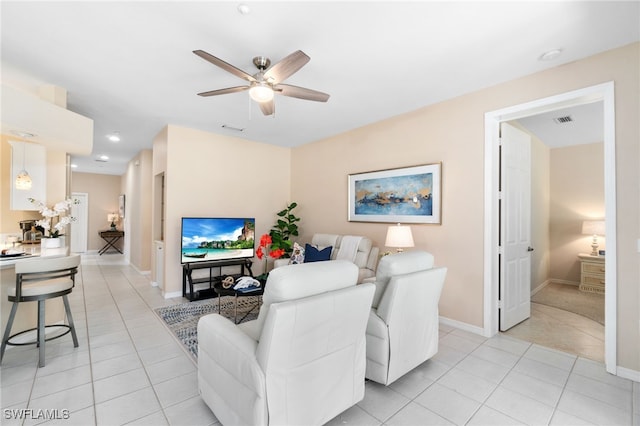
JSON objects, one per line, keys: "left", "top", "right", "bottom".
{"left": 504, "top": 302, "right": 605, "bottom": 363}
{"left": 1, "top": 254, "right": 637, "bottom": 425}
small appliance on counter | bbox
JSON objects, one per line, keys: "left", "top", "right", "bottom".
{"left": 19, "top": 220, "right": 42, "bottom": 243}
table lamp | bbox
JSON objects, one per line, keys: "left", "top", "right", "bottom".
{"left": 582, "top": 220, "right": 605, "bottom": 256}
{"left": 108, "top": 213, "right": 119, "bottom": 231}
{"left": 385, "top": 223, "right": 414, "bottom": 253}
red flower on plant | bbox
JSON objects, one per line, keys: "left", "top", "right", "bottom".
{"left": 256, "top": 246, "right": 265, "bottom": 260}
{"left": 260, "top": 234, "right": 272, "bottom": 247}
{"left": 269, "top": 248, "right": 285, "bottom": 259}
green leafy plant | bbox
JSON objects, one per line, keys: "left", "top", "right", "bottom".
{"left": 269, "top": 202, "right": 300, "bottom": 257}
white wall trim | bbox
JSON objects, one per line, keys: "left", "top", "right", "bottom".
{"left": 549, "top": 279, "right": 580, "bottom": 287}
{"left": 439, "top": 316, "right": 488, "bottom": 337}
{"left": 163, "top": 291, "right": 182, "bottom": 299}
{"left": 484, "top": 82, "right": 617, "bottom": 375}
{"left": 531, "top": 279, "right": 551, "bottom": 296}
{"left": 616, "top": 366, "right": 640, "bottom": 383}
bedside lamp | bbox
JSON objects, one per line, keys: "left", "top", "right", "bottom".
{"left": 385, "top": 223, "right": 414, "bottom": 253}
{"left": 108, "top": 213, "right": 119, "bottom": 231}
{"left": 582, "top": 220, "right": 605, "bottom": 256}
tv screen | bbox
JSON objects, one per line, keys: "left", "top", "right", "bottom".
{"left": 181, "top": 217, "right": 255, "bottom": 264}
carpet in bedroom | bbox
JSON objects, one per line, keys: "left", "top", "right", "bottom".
{"left": 531, "top": 282, "right": 604, "bottom": 325}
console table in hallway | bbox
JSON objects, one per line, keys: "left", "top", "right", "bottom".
{"left": 99, "top": 230, "right": 124, "bottom": 255}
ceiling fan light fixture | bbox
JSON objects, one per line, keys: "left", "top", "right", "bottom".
{"left": 249, "top": 83, "right": 274, "bottom": 103}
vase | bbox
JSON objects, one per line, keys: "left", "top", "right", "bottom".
{"left": 42, "top": 238, "right": 62, "bottom": 249}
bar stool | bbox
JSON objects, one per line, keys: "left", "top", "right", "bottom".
{"left": 1, "top": 255, "right": 80, "bottom": 367}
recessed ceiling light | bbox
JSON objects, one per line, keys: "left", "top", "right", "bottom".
{"left": 100, "top": 155, "right": 109, "bottom": 161}
{"left": 538, "top": 49, "right": 563, "bottom": 61}
{"left": 107, "top": 133, "right": 121, "bottom": 142}
{"left": 237, "top": 3, "right": 251, "bottom": 15}
{"left": 71, "top": 163, "right": 78, "bottom": 168}
{"left": 11, "top": 130, "right": 36, "bottom": 138}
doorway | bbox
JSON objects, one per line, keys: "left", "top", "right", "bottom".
{"left": 501, "top": 114, "right": 605, "bottom": 361}
{"left": 483, "top": 82, "right": 617, "bottom": 374}
{"left": 70, "top": 192, "right": 88, "bottom": 253}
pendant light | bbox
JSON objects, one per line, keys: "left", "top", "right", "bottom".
{"left": 15, "top": 142, "right": 32, "bottom": 190}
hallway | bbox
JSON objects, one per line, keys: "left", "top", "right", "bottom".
{"left": 503, "top": 302, "right": 604, "bottom": 362}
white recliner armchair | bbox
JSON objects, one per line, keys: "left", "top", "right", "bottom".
{"left": 365, "top": 251, "right": 447, "bottom": 385}
{"left": 198, "top": 260, "right": 375, "bottom": 426}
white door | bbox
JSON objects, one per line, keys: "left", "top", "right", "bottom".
{"left": 500, "top": 123, "right": 532, "bottom": 331}
{"left": 70, "top": 192, "right": 88, "bottom": 253}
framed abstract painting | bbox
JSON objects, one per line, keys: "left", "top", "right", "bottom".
{"left": 348, "top": 163, "right": 441, "bottom": 224}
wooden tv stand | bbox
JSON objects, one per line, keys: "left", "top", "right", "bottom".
{"left": 182, "top": 258, "right": 254, "bottom": 301}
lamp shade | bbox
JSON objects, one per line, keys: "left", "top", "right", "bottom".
{"left": 385, "top": 224, "right": 414, "bottom": 250}
{"left": 15, "top": 170, "right": 32, "bottom": 190}
{"left": 582, "top": 220, "right": 605, "bottom": 236}
{"left": 108, "top": 213, "right": 119, "bottom": 223}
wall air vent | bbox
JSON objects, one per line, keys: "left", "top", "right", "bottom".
{"left": 553, "top": 115, "right": 574, "bottom": 124}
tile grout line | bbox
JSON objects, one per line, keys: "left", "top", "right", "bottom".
{"left": 93, "top": 261, "right": 171, "bottom": 425}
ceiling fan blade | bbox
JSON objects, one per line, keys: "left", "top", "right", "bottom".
{"left": 258, "top": 99, "right": 275, "bottom": 116}
{"left": 275, "top": 84, "right": 330, "bottom": 102}
{"left": 264, "top": 50, "right": 310, "bottom": 84}
{"left": 193, "top": 50, "right": 256, "bottom": 83}
{"left": 197, "top": 86, "right": 249, "bottom": 97}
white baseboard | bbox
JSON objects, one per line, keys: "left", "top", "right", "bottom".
{"left": 531, "top": 279, "right": 580, "bottom": 296}
{"left": 163, "top": 291, "right": 182, "bottom": 299}
{"left": 129, "top": 262, "right": 150, "bottom": 276}
{"left": 551, "top": 279, "right": 579, "bottom": 287}
{"left": 439, "top": 316, "right": 488, "bottom": 337}
{"left": 616, "top": 365, "right": 640, "bottom": 383}
{"left": 531, "top": 279, "right": 551, "bottom": 296}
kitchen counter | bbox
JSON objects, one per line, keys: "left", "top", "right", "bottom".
{"left": 0, "top": 245, "right": 68, "bottom": 269}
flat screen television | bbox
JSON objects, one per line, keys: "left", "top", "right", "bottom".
{"left": 181, "top": 217, "right": 255, "bottom": 264}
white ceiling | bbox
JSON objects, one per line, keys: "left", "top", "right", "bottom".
{"left": 1, "top": 1, "right": 638, "bottom": 175}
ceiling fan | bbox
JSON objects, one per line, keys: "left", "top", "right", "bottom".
{"left": 193, "top": 49, "right": 330, "bottom": 116}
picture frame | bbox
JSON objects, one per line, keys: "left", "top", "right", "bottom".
{"left": 118, "top": 194, "right": 125, "bottom": 218}
{"left": 348, "top": 163, "right": 441, "bottom": 224}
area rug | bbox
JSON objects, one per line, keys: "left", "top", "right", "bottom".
{"left": 154, "top": 296, "right": 261, "bottom": 358}
{"left": 532, "top": 282, "right": 604, "bottom": 325}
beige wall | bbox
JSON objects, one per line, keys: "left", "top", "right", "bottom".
{"left": 549, "top": 143, "right": 605, "bottom": 283}
{"left": 123, "top": 149, "right": 153, "bottom": 271}
{"left": 71, "top": 172, "right": 123, "bottom": 252}
{"left": 290, "top": 43, "right": 639, "bottom": 371}
{"left": 159, "top": 125, "right": 291, "bottom": 296}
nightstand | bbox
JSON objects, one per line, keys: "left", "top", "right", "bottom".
{"left": 578, "top": 253, "right": 605, "bottom": 294}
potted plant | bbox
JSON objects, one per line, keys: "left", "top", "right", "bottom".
{"left": 255, "top": 234, "right": 285, "bottom": 282}
{"left": 268, "top": 202, "right": 300, "bottom": 258}
{"left": 29, "top": 197, "right": 79, "bottom": 248}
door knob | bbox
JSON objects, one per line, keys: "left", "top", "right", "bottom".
{"left": 527, "top": 246, "right": 534, "bottom": 252}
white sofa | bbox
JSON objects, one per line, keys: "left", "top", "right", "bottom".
{"left": 365, "top": 251, "right": 447, "bottom": 385}
{"left": 198, "top": 260, "right": 375, "bottom": 426}
{"left": 274, "top": 233, "right": 379, "bottom": 283}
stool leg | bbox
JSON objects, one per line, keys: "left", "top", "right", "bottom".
{"left": 1, "top": 302, "right": 19, "bottom": 364}
{"left": 38, "top": 300, "right": 46, "bottom": 367}
{"left": 62, "top": 295, "right": 79, "bottom": 348}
